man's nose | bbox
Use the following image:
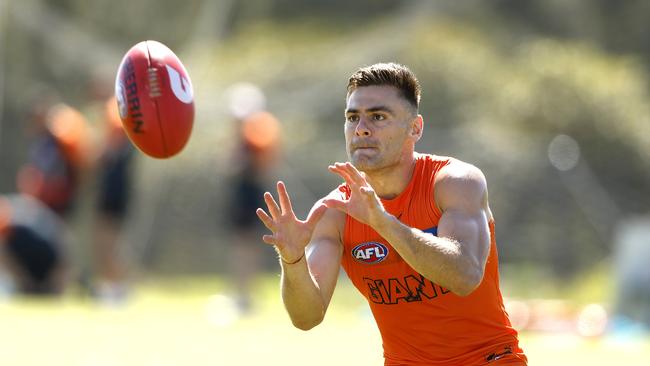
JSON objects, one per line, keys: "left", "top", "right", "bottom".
{"left": 355, "top": 117, "right": 371, "bottom": 137}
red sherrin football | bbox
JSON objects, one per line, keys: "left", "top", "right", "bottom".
{"left": 115, "top": 40, "right": 194, "bottom": 158}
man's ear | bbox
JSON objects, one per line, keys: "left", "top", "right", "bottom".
{"left": 411, "top": 115, "right": 423, "bottom": 141}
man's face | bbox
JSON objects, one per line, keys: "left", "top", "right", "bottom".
{"left": 344, "top": 85, "right": 419, "bottom": 172}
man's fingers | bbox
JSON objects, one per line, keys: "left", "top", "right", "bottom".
{"left": 330, "top": 162, "right": 367, "bottom": 188}
{"left": 322, "top": 198, "right": 347, "bottom": 213}
{"left": 277, "top": 181, "right": 294, "bottom": 216}
{"left": 359, "top": 186, "right": 375, "bottom": 197}
{"left": 264, "top": 191, "right": 281, "bottom": 219}
{"left": 262, "top": 234, "right": 276, "bottom": 245}
{"left": 342, "top": 162, "right": 366, "bottom": 185}
{"left": 328, "top": 164, "right": 356, "bottom": 187}
{"left": 256, "top": 208, "right": 276, "bottom": 231}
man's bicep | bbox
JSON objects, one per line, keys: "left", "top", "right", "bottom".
{"left": 434, "top": 164, "right": 491, "bottom": 267}
{"left": 437, "top": 208, "right": 489, "bottom": 255}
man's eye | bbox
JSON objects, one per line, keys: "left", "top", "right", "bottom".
{"left": 347, "top": 115, "right": 359, "bottom": 122}
{"left": 372, "top": 114, "right": 386, "bottom": 121}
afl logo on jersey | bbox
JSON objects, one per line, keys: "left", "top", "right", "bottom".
{"left": 352, "top": 242, "right": 389, "bottom": 264}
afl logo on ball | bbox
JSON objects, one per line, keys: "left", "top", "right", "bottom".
{"left": 166, "top": 65, "right": 193, "bottom": 104}
{"left": 352, "top": 242, "right": 388, "bottom": 264}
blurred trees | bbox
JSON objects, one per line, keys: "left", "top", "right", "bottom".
{"left": 0, "top": 0, "right": 648, "bottom": 280}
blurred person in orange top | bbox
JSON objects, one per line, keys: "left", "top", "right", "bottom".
{"left": 225, "top": 83, "right": 282, "bottom": 313}
{"left": 17, "top": 101, "right": 89, "bottom": 217}
{"left": 256, "top": 63, "right": 527, "bottom": 365}
{"left": 0, "top": 193, "right": 69, "bottom": 295}
{"left": 92, "top": 96, "right": 134, "bottom": 304}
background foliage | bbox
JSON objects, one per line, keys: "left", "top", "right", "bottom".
{"left": 1, "top": 0, "right": 648, "bottom": 284}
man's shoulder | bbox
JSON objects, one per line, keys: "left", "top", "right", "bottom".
{"left": 415, "top": 152, "right": 451, "bottom": 164}
{"left": 433, "top": 156, "right": 484, "bottom": 180}
{"left": 414, "top": 153, "right": 484, "bottom": 181}
{"left": 432, "top": 157, "right": 488, "bottom": 210}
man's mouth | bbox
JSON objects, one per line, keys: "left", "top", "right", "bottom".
{"left": 353, "top": 147, "right": 377, "bottom": 153}
{"left": 352, "top": 143, "right": 377, "bottom": 150}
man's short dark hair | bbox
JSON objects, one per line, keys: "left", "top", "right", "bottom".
{"left": 347, "top": 63, "right": 421, "bottom": 112}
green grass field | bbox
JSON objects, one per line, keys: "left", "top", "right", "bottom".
{"left": 1, "top": 275, "right": 648, "bottom": 365}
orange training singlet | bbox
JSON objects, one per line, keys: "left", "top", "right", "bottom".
{"left": 340, "top": 153, "right": 526, "bottom": 366}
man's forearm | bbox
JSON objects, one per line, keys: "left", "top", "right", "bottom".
{"left": 371, "top": 213, "right": 482, "bottom": 296}
{"left": 280, "top": 257, "right": 327, "bottom": 330}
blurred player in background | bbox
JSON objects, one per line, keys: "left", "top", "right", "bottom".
{"left": 0, "top": 193, "right": 69, "bottom": 295}
{"left": 92, "top": 96, "right": 134, "bottom": 304}
{"left": 225, "top": 83, "right": 281, "bottom": 313}
{"left": 257, "top": 63, "right": 527, "bottom": 365}
{"left": 10, "top": 98, "right": 90, "bottom": 296}
{"left": 17, "top": 100, "right": 89, "bottom": 218}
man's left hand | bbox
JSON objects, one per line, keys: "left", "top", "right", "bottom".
{"left": 323, "top": 162, "right": 387, "bottom": 227}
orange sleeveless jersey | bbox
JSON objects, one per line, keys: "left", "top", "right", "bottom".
{"left": 340, "top": 154, "right": 526, "bottom": 365}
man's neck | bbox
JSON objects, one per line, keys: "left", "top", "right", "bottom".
{"left": 365, "top": 152, "right": 417, "bottom": 200}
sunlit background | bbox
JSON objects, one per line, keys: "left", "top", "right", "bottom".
{"left": 1, "top": 0, "right": 649, "bottom": 365}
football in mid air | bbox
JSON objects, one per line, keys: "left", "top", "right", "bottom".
{"left": 115, "top": 40, "right": 194, "bottom": 158}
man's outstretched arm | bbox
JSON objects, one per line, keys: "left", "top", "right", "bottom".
{"left": 257, "top": 182, "right": 343, "bottom": 330}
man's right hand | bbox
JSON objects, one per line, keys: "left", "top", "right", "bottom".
{"left": 256, "top": 181, "right": 328, "bottom": 263}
